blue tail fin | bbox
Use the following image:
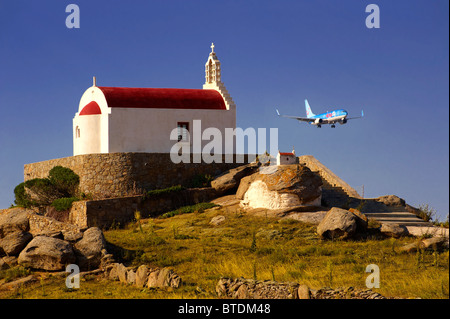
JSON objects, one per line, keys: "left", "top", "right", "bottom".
{"left": 305, "top": 99, "right": 315, "bottom": 118}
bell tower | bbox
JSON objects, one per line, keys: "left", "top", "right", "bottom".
{"left": 203, "top": 43, "right": 235, "bottom": 111}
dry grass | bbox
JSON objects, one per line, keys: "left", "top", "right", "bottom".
{"left": 1, "top": 206, "right": 448, "bottom": 299}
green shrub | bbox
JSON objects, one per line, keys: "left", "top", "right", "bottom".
{"left": 143, "top": 185, "right": 185, "bottom": 199}
{"left": 417, "top": 204, "right": 437, "bottom": 222}
{"left": 23, "top": 178, "right": 59, "bottom": 206}
{"left": 190, "top": 174, "right": 214, "bottom": 188}
{"left": 13, "top": 182, "right": 33, "bottom": 208}
{"left": 13, "top": 166, "right": 80, "bottom": 209}
{"left": 160, "top": 202, "right": 218, "bottom": 218}
{"left": 51, "top": 197, "right": 79, "bottom": 212}
{"left": 48, "top": 166, "right": 79, "bottom": 197}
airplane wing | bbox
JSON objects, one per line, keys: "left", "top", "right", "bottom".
{"left": 276, "top": 109, "right": 314, "bottom": 122}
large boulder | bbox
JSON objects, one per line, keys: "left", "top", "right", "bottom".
{"left": 380, "top": 223, "right": 409, "bottom": 238}
{"left": 211, "top": 163, "right": 260, "bottom": 194}
{"left": 18, "top": 236, "right": 76, "bottom": 270}
{"left": 237, "top": 165, "right": 322, "bottom": 209}
{"left": 317, "top": 207, "right": 366, "bottom": 240}
{"left": 0, "top": 231, "right": 33, "bottom": 256}
{"left": 73, "top": 227, "right": 107, "bottom": 270}
{"left": 376, "top": 195, "right": 406, "bottom": 207}
{"left": 0, "top": 208, "right": 32, "bottom": 238}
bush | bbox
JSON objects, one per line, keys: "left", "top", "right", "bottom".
{"left": 417, "top": 204, "right": 437, "bottom": 222}
{"left": 13, "top": 166, "right": 80, "bottom": 209}
{"left": 48, "top": 166, "right": 79, "bottom": 197}
{"left": 143, "top": 185, "right": 185, "bottom": 199}
{"left": 14, "top": 182, "right": 33, "bottom": 208}
{"left": 51, "top": 197, "right": 79, "bottom": 212}
{"left": 160, "top": 202, "right": 218, "bottom": 218}
{"left": 190, "top": 174, "right": 214, "bottom": 188}
{"left": 23, "top": 178, "right": 60, "bottom": 206}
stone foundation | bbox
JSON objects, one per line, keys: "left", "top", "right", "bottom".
{"left": 68, "top": 188, "right": 218, "bottom": 229}
{"left": 24, "top": 152, "right": 248, "bottom": 199}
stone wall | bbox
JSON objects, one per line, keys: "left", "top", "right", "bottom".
{"left": 24, "top": 153, "right": 248, "bottom": 199}
{"left": 298, "top": 155, "right": 361, "bottom": 198}
{"left": 68, "top": 188, "right": 218, "bottom": 229}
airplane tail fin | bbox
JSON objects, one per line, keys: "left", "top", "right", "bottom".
{"left": 305, "top": 99, "right": 315, "bottom": 118}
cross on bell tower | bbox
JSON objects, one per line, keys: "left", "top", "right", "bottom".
{"left": 205, "top": 42, "right": 221, "bottom": 84}
{"left": 203, "top": 42, "right": 235, "bottom": 111}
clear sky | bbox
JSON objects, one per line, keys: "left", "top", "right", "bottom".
{"left": 0, "top": 0, "right": 448, "bottom": 220}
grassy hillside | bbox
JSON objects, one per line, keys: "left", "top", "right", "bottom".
{"left": 1, "top": 205, "right": 448, "bottom": 299}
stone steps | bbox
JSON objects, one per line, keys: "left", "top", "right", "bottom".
{"left": 364, "top": 211, "right": 432, "bottom": 227}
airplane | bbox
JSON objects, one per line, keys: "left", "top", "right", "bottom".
{"left": 276, "top": 99, "right": 364, "bottom": 128}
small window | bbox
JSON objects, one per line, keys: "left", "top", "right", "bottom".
{"left": 177, "top": 122, "right": 189, "bottom": 142}
{"left": 75, "top": 126, "right": 80, "bottom": 138}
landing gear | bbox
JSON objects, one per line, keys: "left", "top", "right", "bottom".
{"left": 331, "top": 124, "right": 335, "bottom": 128}
{"left": 317, "top": 124, "right": 321, "bottom": 128}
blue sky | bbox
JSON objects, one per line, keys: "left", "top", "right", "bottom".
{"left": 0, "top": 0, "right": 448, "bottom": 220}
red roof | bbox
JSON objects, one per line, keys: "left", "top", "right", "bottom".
{"left": 279, "top": 152, "right": 295, "bottom": 156}
{"left": 80, "top": 101, "right": 102, "bottom": 115}
{"left": 97, "top": 87, "right": 226, "bottom": 110}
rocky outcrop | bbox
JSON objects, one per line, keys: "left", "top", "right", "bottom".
{"left": 209, "top": 215, "right": 226, "bottom": 226}
{"left": 237, "top": 165, "right": 322, "bottom": 209}
{"left": 0, "top": 208, "right": 32, "bottom": 238}
{"left": 18, "top": 236, "right": 76, "bottom": 271}
{"left": 317, "top": 207, "right": 367, "bottom": 240}
{"left": 380, "top": 223, "right": 409, "bottom": 238}
{"left": 211, "top": 163, "right": 260, "bottom": 194}
{"left": 0, "top": 231, "right": 33, "bottom": 256}
{"left": 216, "top": 277, "right": 388, "bottom": 299}
{"left": 376, "top": 195, "right": 406, "bottom": 207}
{"left": 108, "top": 263, "right": 181, "bottom": 288}
{"left": 216, "top": 277, "right": 300, "bottom": 299}
{"left": 73, "top": 227, "right": 107, "bottom": 270}
{"left": 0, "top": 207, "right": 111, "bottom": 273}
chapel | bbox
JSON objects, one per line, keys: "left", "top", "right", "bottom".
{"left": 73, "top": 43, "right": 236, "bottom": 156}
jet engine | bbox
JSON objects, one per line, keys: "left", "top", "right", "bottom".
{"left": 314, "top": 118, "right": 323, "bottom": 125}
{"left": 339, "top": 118, "right": 347, "bottom": 125}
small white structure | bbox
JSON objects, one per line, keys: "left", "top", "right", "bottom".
{"left": 73, "top": 43, "right": 236, "bottom": 156}
{"left": 277, "top": 148, "right": 298, "bottom": 165}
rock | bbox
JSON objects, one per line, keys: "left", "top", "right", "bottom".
{"left": 63, "top": 231, "right": 84, "bottom": 242}
{"left": 147, "top": 267, "right": 181, "bottom": 288}
{"left": 33, "top": 231, "right": 64, "bottom": 240}
{"left": 135, "top": 265, "right": 150, "bottom": 288}
{"left": 317, "top": 207, "right": 358, "bottom": 239}
{"left": 0, "top": 208, "right": 32, "bottom": 238}
{"left": 0, "top": 231, "right": 33, "bottom": 256}
{"left": 0, "top": 258, "right": 8, "bottom": 270}
{"left": 422, "top": 237, "right": 447, "bottom": 250}
{"left": 0, "top": 256, "right": 18, "bottom": 270}
{"left": 0, "top": 275, "right": 38, "bottom": 290}
{"left": 216, "top": 277, "right": 300, "bottom": 299}
{"left": 348, "top": 208, "right": 368, "bottom": 230}
{"left": 211, "top": 163, "right": 260, "bottom": 194}
{"left": 73, "top": 227, "right": 107, "bottom": 270}
{"left": 399, "top": 237, "right": 447, "bottom": 253}
{"left": 380, "top": 223, "right": 409, "bottom": 238}
{"left": 210, "top": 215, "right": 226, "bottom": 226}
{"left": 376, "top": 195, "right": 406, "bottom": 207}
{"left": 298, "top": 285, "right": 310, "bottom": 299}
{"left": 399, "top": 242, "right": 423, "bottom": 253}
{"left": 237, "top": 165, "right": 322, "bottom": 209}
{"left": 127, "top": 269, "right": 136, "bottom": 285}
{"left": 18, "top": 236, "right": 76, "bottom": 271}
{"left": 109, "top": 263, "right": 128, "bottom": 283}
